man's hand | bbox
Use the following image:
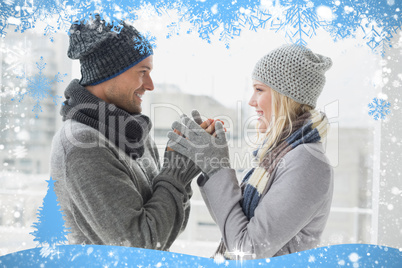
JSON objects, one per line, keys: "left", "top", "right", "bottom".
{"left": 192, "top": 109, "right": 226, "bottom": 137}
{"left": 167, "top": 110, "right": 225, "bottom": 151}
{"left": 167, "top": 115, "right": 230, "bottom": 177}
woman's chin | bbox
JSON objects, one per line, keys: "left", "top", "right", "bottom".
{"left": 258, "top": 126, "right": 268, "bottom": 133}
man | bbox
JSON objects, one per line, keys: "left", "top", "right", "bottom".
{"left": 50, "top": 15, "right": 200, "bottom": 250}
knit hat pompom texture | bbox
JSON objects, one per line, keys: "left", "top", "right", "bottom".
{"left": 252, "top": 44, "right": 332, "bottom": 108}
{"left": 68, "top": 15, "right": 153, "bottom": 86}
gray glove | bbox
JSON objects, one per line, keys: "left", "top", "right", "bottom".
{"left": 160, "top": 150, "right": 201, "bottom": 185}
{"left": 191, "top": 109, "right": 203, "bottom": 125}
{"left": 167, "top": 114, "right": 230, "bottom": 177}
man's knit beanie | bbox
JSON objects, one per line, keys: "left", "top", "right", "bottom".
{"left": 67, "top": 15, "right": 153, "bottom": 86}
{"left": 252, "top": 44, "right": 332, "bottom": 108}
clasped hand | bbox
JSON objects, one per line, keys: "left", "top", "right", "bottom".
{"left": 167, "top": 110, "right": 230, "bottom": 177}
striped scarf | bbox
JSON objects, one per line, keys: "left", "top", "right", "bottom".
{"left": 241, "top": 110, "right": 329, "bottom": 220}
{"left": 213, "top": 110, "right": 329, "bottom": 259}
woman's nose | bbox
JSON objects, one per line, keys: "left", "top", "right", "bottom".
{"left": 248, "top": 94, "right": 257, "bottom": 107}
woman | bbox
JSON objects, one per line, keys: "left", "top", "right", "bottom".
{"left": 168, "top": 44, "right": 334, "bottom": 259}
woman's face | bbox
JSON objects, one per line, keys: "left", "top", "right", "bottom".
{"left": 248, "top": 80, "right": 273, "bottom": 133}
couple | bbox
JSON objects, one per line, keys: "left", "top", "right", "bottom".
{"left": 50, "top": 16, "right": 334, "bottom": 260}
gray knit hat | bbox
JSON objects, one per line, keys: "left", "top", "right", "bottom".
{"left": 252, "top": 44, "right": 332, "bottom": 108}
{"left": 68, "top": 15, "right": 153, "bottom": 86}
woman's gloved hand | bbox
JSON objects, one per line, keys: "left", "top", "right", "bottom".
{"left": 167, "top": 114, "right": 230, "bottom": 177}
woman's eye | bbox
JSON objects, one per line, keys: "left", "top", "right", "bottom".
{"left": 256, "top": 88, "right": 262, "bottom": 92}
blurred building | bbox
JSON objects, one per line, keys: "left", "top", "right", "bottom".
{"left": 0, "top": 31, "right": 71, "bottom": 174}
{"left": 320, "top": 127, "right": 373, "bottom": 246}
{"left": 0, "top": 31, "right": 70, "bottom": 255}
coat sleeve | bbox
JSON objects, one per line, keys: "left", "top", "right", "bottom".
{"left": 147, "top": 138, "right": 194, "bottom": 236}
{"left": 64, "top": 144, "right": 199, "bottom": 250}
{"left": 198, "top": 144, "right": 333, "bottom": 259}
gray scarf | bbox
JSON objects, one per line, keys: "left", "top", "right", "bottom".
{"left": 60, "top": 79, "right": 151, "bottom": 160}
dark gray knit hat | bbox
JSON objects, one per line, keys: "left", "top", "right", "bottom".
{"left": 252, "top": 44, "right": 332, "bottom": 108}
{"left": 68, "top": 15, "right": 153, "bottom": 86}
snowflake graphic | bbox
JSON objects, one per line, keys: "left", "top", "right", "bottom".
{"left": 328, "top": 0, "right": 401, "bottom": 56}
{"left": 31, "top": 0, "right": 71, "bottom": 42}
{"left": 0, "top": 0, "right": 15, "bottom": 37}
{"left": 244, "top": 9, "right": 272, "bottom": 32}
{"left": 173, "top": 0, "right": 263, "bottom": 48}
{"left": 166, "top": 21, "right": 182, "bottom": 39}
{"left": 133, "top": 32, "right": 157, "bottom": 55}
{"left": 69, "top": 12, "right": 124, "bottom": 36}
{"left": 1, "top": 38, "right": 33, "bottom": 76}
{"left": 213, "top": 253, "right": 225, "bottom": 265}
{"left": 1, "top": 1, "right": 401, "bottom": 54}
{"left": 11, "top": 57, "right": 67, "bottom": 118}
{"left": 13, "top": 145, "right": 28, "bottom": 159}
{"left": 362, "top": 25, "right": 393, "bottom": 57}
{"left": 219, "top": 22, "right": 243, "bottom": 49}
{"left": 270, "top": 0, "right": 327, "bottom": 46}
{"left": 368, "top": 98, "right": 391, "bottom": 120}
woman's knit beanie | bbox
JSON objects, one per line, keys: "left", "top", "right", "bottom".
{"left": 252, "top": 44, "right": 332, "bottom": 108}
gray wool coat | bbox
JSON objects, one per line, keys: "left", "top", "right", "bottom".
{"left": 198, "top": 142, "right": 334, "bottom": 259}
{"left": 50, "top": 119, "right": 200, "bottom": 250}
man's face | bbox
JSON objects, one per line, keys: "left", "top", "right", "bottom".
{"left": 103, "top": 56, "right": 154, "bottom": 114}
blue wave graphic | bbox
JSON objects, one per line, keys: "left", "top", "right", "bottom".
{"left": 0, "top": 244, "right": 401, "bottom": 267}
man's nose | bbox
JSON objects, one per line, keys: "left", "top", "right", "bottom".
{"left": 144, "top": 75, "right": 154, "bottom": 91}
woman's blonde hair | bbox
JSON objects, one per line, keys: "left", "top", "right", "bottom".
{"left": 257, "top": 88, "right": 312, "bottom": 162}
